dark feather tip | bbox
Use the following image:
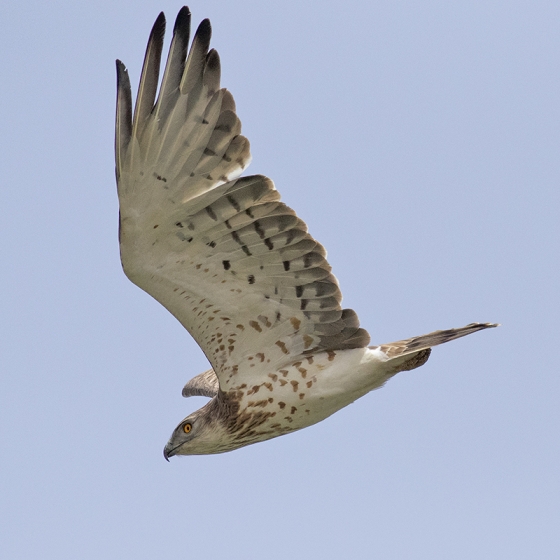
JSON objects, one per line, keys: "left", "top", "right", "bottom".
{"left": 174, "top": 6, "right": 191, "bottom": 33}
{"left": 150, "top": 11, "right": 166, "bottom": 42}
{"left": 206, "top": 48, "right": 220, "bottom": 71}
{"left": 115, "top": 60, "right": 130, "bottom": 85}
{"left": 195, "top": 18, "right": 212, "bottom": 46}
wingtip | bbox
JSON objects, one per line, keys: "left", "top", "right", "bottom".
{"left": 115, "top": 59, "right": 129, "bottom": 79}
{"left": 174, "top": 6, "right": 192, "bottom": 32}
{"left": 115, "top": 59, "right": 132, "bottom": 113}
{"left": 115, "top": 57, "right": 132, "bottom": 178}
{"left": 206, "top": 48, "right": 220, "bottom": 71}
{"left": 153, "top": 11, "right": 166, "bottom": 33}
{"left": 147, "top": 12, "right": 166, "bottom": 48}
{"left": 195, "top": 18, "right": 212, "bottom": 45}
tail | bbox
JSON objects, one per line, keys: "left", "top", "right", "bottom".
{"left": 375, "top": 322, "right": 499, "bottom": 372}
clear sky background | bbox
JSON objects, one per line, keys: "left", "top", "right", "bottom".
{"left": 1, "top": 1, "right": 559, "bottom": 558}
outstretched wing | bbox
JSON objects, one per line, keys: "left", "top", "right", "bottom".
{"left": 116, "top": 8, "right": 370, "bottom": 390}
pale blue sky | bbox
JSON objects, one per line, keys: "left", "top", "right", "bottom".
{"left": 1, "top": 1, "right": 559, "bottom": 558}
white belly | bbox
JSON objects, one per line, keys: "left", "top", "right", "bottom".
{"left": 232, "top": 346, "right": 394, "bottom": 434}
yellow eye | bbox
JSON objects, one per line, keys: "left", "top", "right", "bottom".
{"left": 183, "top": 423, "right": 192, "bottom": 434}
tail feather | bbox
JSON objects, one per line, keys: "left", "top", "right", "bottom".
{"left": 377, "top": 322, "right": 499, "bottom": 359}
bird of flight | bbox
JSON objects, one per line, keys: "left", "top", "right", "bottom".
{"left": 115, "top": 7, "right": 497, "bottom": 458}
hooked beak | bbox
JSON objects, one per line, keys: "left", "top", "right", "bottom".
{"left": 163, "top": 442, "right": 175, "bottom": 462}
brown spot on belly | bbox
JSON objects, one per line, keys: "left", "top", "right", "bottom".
{"left": 251, "top": 400, "right": 268, "bottom": 407}
{"left": 303, "top": 335, "right": 314, "bottom": 349}
{"left": 268, "top": 373, "right": 278, "bottom": 382}
{"left": 275, "top": 341, "right": 289, "bottom": 354}
{"left": 290, "top": 380, "right": 299, "bottom": 392}
{"left": 249, "top": 321, "right": 262, "bottom": 332}
{"left": 306, "top": 356, "right": 314, "bottom": 365}
{"left": 299, "top": 393, "right": 305, "bottom": 400}
{"left": 247, "top": 385, "right": 261, "bottom": 395}
{"left": 306, "top": 381, "right": 313, "bottom": 388}
{"left": 279, "top": 379, "right": 288, "bottom": 386}
{"left": 278, "top": 402, "right": 286, "bottom": 409}
{"left": 290, "top": 406, "right": 297, "bottom": 414}
{"left": 256, "top": 353, "right": 265, "bottom": 362}
{"left": 298, "top": 367, "right": 307, "bottom": 378}
{"left": 327, "top": 350, "right": 336, "bottom": 361}
{"left": 290, "top": 317, "right": 301, "bottom": 330}
{"left": 264, "top": 383, "right": 273, "bottom": 391}
{"left": 280, "top": 369, "right": 288, "bottom": 377}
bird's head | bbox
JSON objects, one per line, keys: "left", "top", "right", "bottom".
{"left": 163, "top": 399, "right": 232, "bottom": 458}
